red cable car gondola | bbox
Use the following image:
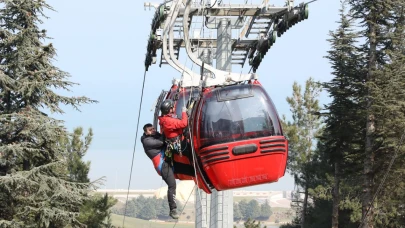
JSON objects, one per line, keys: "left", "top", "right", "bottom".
{"left": 154, "top": 80, "right": 288, "bottom": 194}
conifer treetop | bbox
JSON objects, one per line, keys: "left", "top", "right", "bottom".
{"left": 1, "top": 1, "right": 97, "bottom": 227}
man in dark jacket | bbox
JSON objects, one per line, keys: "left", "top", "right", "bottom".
{"left": 141, "top": 123, "right": 195, "bottom": 219}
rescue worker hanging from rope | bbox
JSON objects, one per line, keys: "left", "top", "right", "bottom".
{"left": 139, "top": 99, "right": 196, "bottom": 220}
{"left": 141, "top": 123, "right": 195, "bottom": 219}
{"left": 158, "top": 99, "right": 190, "bottom": 161}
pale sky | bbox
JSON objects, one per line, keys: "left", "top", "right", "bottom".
{"left": 43, "top": 0, "right": 340, "bottom": 191}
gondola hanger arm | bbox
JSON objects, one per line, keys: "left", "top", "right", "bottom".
{"left": 181, "top": 0, "right": 258, "bottom": 87}
{"left": 161, "top": 0, "right": 200, "bottom": 87}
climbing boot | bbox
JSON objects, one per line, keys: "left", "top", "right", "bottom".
{"left": 169, "top": 209, "right": 179, "bottom": 219}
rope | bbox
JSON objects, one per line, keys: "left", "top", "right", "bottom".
{"left": 189, "top": 128, "right": 207, "bottom": 225}
{"left": 180, "top": 61, "right": 206, "bottom": 219}
{"left": 177, "top": 42, "right": 206, "bottom": 224}
{"left": 178, "top": 5, "right": 208, "bottom": 219}
{"left": 305, "top": 0, "right": 319, "bottom": 4}
{"left": 357, "top": 130, "right": 405, "bottom": 228}
{"left": 172, "top": 185, "right": 197, "bottom": 228}
{"left": 182, "top": 73, "right": 208, "bottom": 226}
{"left": 197, "top": 0, "right": 207, "bottom": 50}
{"left": 207, "top": 0, "right": 218, "bottom": 9}
{"left": 122, "top": 70, "right": 148, "bottom": 227}
{"left": 188, "top": 2, "right": 212, "bottom": 225}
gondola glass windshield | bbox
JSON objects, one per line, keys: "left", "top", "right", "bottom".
{"left": 200, "top": 84, "right": 282, "bottom": 148}
{"left": 175, "top": 89, "right": 199, "bottom": 117}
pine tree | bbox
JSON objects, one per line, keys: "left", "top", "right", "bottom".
{"left": 238, "top": 199, "right": 249, "bottom": 220}
{"left": 233, "top": 202, "right": 242, "bottom": 221}
{"left": 369, "top": 4, "right": 405, "bottom": 227}
{"left": 62, "top": 127, "right": 117, "bottom": 227}
{"left": 122, "top": 199, "right": 136, "bottom": 217}
{"left": 0, "top": 1, "right": 95, "bottom": 227}
{"left": 64, "top": 127, "right": 93, "bottom": 183}
{"left": 282, "top": 77, "right": 323, "bottom": 228}
{"left": 246, "top": 200, "right": 260, "bottom": 220}
{"left": 259, "top": 200, "right": 272, "bottom": 220}
{"left": 157, "top": 196, "right": 170, "bottom": 219}
{"left": 243, "top": 218, "right": 266, "bottom": 228}
{"left": 323, "top": 1, "right": 364, "bottom": 227}
{"left": 347, "top": 0, "right": 405, "bottom": 227}
{"left": 78, "top": 193, "right": 117, "bottom": 228}
{"left": 282, "top": 2, "right": 405, "bottom": 227}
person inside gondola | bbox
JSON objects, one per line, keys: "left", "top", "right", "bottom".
{"left": 141, "top": 123, "right": 195, "bottom": 219}
{"left": 158, "top": 99, "right": 193, "bottom": 163}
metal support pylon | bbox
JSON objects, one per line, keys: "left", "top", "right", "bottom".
{"left": 142, "top": 1, "right": 312, "bottom": 227}
{"left": 195, "top": 188, "right": 211, "bottom": 228}
{"left": 195, "top": 48, "right": 212, "bottom": 228}
{"left": 209, "top": 18, "right": 233, "bottom": 228}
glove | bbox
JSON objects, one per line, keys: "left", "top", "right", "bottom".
{"left": 182, "top": 106, "right": 187, "bottom": 112}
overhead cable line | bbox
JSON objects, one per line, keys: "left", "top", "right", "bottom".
{"left": 306, "top": 0, "right": 320, "bottom": 4}
{"left": 122, "top": 70, "right": 148, "bottom": 228}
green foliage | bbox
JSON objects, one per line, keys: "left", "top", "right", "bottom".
{"left": 137, "top": 197, "right": 158, "bottom": 220}
{"left": 280, "top": 1, "right": 405, "bottom": 228}
{"left": 113, "top": 195, "right": 180, "bottom": 221}
{"left": 259, "top": 200, "right": 272, "bottom": 220}
{"left": 318, "top": 1, "right": 365, "bottom": 227}
{"left": 63, "top": 127, "right": 93, "bottom": 183}
{"left": 0, "top": 0, "right": 95, "bottom": 227}
{"left": 281, "top": 77, "right": 323, "bottom": 227}
{"left": 78, "top": 193, "right": 117, "bottom": 228}
{"left": 114, "top": 200, "right": 136, "bottom": 218}
{"left": 282, "top": 77, "right": 323, "bottom": 174}
{"left": 246, "top": 200, "right": 260, "bottom": 221}
{"left": 347, "top": 0, "right": 405, "bottom": 227}
{"left": 233, "top": 199, "right": 272, "bottom": 221}
{"left": 370, "top": 6, "right": 405, "bottom": 227}
{"left": 63, "top": 127, "right": 117, "bottom": 227}
{"left": 233, "top": 203, "right": 242, "bottom": 221}
{"left": 237, "top": 199, "right": 249, "bottom": 220}
{"left": 303, "top": 199, "right": 333, "bottom": 228}
{"left": 156, "top": 196, "right": 171, "bottom": 219}
{"left": 280, "top": 223, "right": 300, "bottom": 228}
{"left": 239, "top": 218, "right": 266, "bottom": 228}
{"left": 323, "top": 0, "right": 365, "bottom": 165}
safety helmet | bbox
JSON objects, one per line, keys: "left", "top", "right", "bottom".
{"left": 160, "top": 99, "right": 174, "bottom": 115}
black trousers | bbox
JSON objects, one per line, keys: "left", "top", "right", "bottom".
{"left": 161, "top": 161, "right": 177, "bottom": 211}
{"left": 160, "top": 147, "right": 196, "bottom": 211}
